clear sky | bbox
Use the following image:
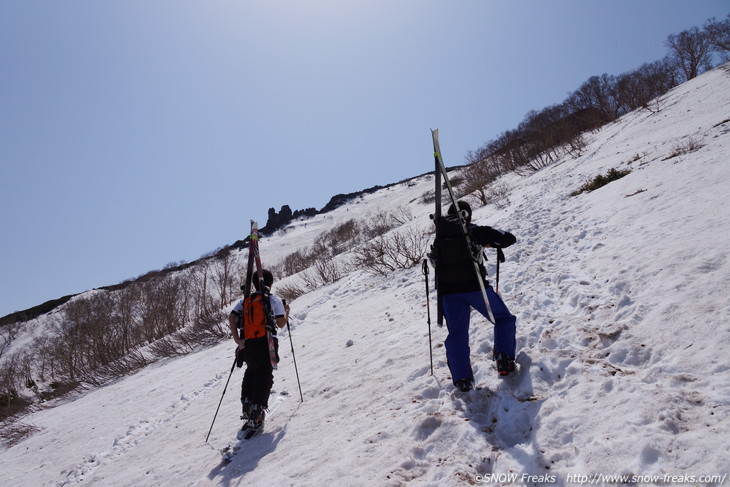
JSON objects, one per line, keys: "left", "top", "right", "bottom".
{"left": 1, "top": 0, "right": 728, "bottom": 317}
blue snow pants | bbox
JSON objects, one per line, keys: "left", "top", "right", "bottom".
{"left": 442, "top": 287, "right": 516, "bottom": 384}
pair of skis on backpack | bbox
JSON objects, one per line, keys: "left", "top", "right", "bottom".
{"left": 242, "top": 221, "right": 279, "bottom": 370}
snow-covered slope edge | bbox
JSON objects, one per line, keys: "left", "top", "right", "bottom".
{"left": 1, "top": 66, "right": 729, "bottom": 487}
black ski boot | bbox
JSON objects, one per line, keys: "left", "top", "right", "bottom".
{"left": 455, "top": 378, "right": 474, "bottom": 392}
{"left": 240, "top": 398, "right": 253, "bottom": 429}
{"left": 243, "top": 404, "right": 266, "bottom": 439}
{"left": 495, "top": 352, "right": 516, "bottom": 376}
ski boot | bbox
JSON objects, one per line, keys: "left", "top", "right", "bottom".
{"left": 455, "top": 378, "right": 474, "bottom": 392}
{"left": 240, "top": 398, "right": 253, "bottom": 429}
{"left": 243, "top": 404, "right": 266, "bottom": 439}
{"left": 495, "top": 352, "right": 516, "bottom": 377}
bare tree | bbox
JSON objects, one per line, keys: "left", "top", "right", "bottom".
{"left": 114, "top": 283, "right": 141, "bottom": 353}
{"left": 0, "top": 350, "right": 34, "bottom": 420}
{"left": 138, "top": 276, "right": 186, "bottom": 342}
{"left": 0, "top": 329, "right": 12, "bottom": 361}
{"left": 460, "top": 150, "right": 500, "bottom": 205}
{"left": 705, "top": 15, "right": 730, "bottom": 62}
{"left": 211, "top": 251, "right": 236, "bottom": 309}
{"left": 612, "top": 62, "right": 678, "bottom": 114}
{"left": 63, "top": 292, "right": 119, "bottom": 370}
{"left": 565, "top": 74, "right": 620, "bottom": 122}
{"left": 49, "top": 317, "right": 83, "bottom": 382}
{"left": 666, "top": 26, "right": 714, "bottom": 81}
{"left": 189, "top": 259, "right": 212, "bottom": 320}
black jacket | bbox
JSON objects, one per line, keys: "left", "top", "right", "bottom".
{"left": 436, "top": 223, "right": 516, "bottom": 295}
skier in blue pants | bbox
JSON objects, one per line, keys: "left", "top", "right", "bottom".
{"left": 434, "top": 201, "right": 517, "bottom": 392}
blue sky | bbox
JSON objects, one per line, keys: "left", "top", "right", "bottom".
{"left": 1, "top": 0, "right": 728, "bottom": 317}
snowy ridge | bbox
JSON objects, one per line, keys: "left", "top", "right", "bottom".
{"left": 1, "top": 66, "right": 730, "bottom": 486}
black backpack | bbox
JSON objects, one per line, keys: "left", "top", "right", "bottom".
{"left": 430, "top": 215, "right": 485, "bottom": 284}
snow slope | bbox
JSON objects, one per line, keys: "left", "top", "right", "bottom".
{"left": 2, "top": 66, "right": 730, "bottom": 487}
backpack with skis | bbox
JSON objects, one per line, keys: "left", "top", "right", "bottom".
{"left": 428, "top": 129, "right": 496, "bottom": 325}
{"left": 238, "top": 221, "right": 279, "bottom": 369}
{"left": 236, "top": 222, "right": 281, "bottom": 440}
{"left": 239, "top": 293, "right": 275, "bottom": 340}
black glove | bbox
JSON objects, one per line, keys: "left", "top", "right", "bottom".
{"left": 236, "top": 345, "right": 245, "bottom": 368}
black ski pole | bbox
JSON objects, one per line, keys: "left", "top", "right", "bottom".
{"left": 283, "top": 299, "right": 304, "bottom": 402}
{"left": 205, "top": 354, "right": 237, "bottom": 443}
{"left": 496, "top": 247, "right": 505, "bottom": 294}
{"left": 422, "top": 259, "right": 434, "bottom": 376}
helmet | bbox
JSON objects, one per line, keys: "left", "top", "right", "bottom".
{"left": 447, "top": 200, "right": 472, "bottom": 223}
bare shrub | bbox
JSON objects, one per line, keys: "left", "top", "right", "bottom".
{"left": 38, "top": 380, "right": 79, "bottom": 402}
{"left": 352, "top": 241, "right": 386, "bottom": 274}
{"left": 299, "top": 268, "right": 322, "bottom": 291}
{"left": 181, "top": 309, "right": 228, "bottom": 345}
{"left": 284, "top": 258, "right": 349, "bottom": 292}
{"left": 149, "top": 308, "right": 227, "bottom": 360}
{"left": 389, "top": 206, "right": 414, "bottom": 225}
{"left": 361, "top": 210, "right": 401, "bottom": 239}
{"left": 663, "top": 137, "right": 703, "bottom": 160}
{"left": 79, "top": 350, "right": 148, "bottom": 387}
{"left": 484, "top": 181, "right": 512, "bottom": 210}
{"left": 193, "top": 309, "right": 228, "bottom": 339}
{"left": 313, "top": 256, "right": 350, "bottom": 284}
{"left": 421, "top": 189, "right": 435, "bottom": 205}
{"left": 392, "top": 226, "right": 431, "bottom": 268}
{"left": 321, "top": 219, "right": 360, "bottom": 256}
{"left": 0, "top": 419, "right": 41, "bottom": 448}
{"left": 354, "top": 226, "right": 430, "bottom": 275}
{"left": 275, "top": 279, "right": 311, "bottom": 303}
{"left": 148, "top": 335, "right": 191, "bottom": 359}
{"left": 281, "top": 248, "right": 313, "bottom": 277}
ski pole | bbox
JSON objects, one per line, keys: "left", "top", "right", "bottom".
{"left": 205, "top": 354, "right": 237, "bottom": 443}
{"left": 283, "top": 299, "right": 304, "bottom": 402}
{"left": 495, "top": 247, "right": 505, "bottom": 294}
{"left": 422, "top": 259, "right": 434, "bottom": 376}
